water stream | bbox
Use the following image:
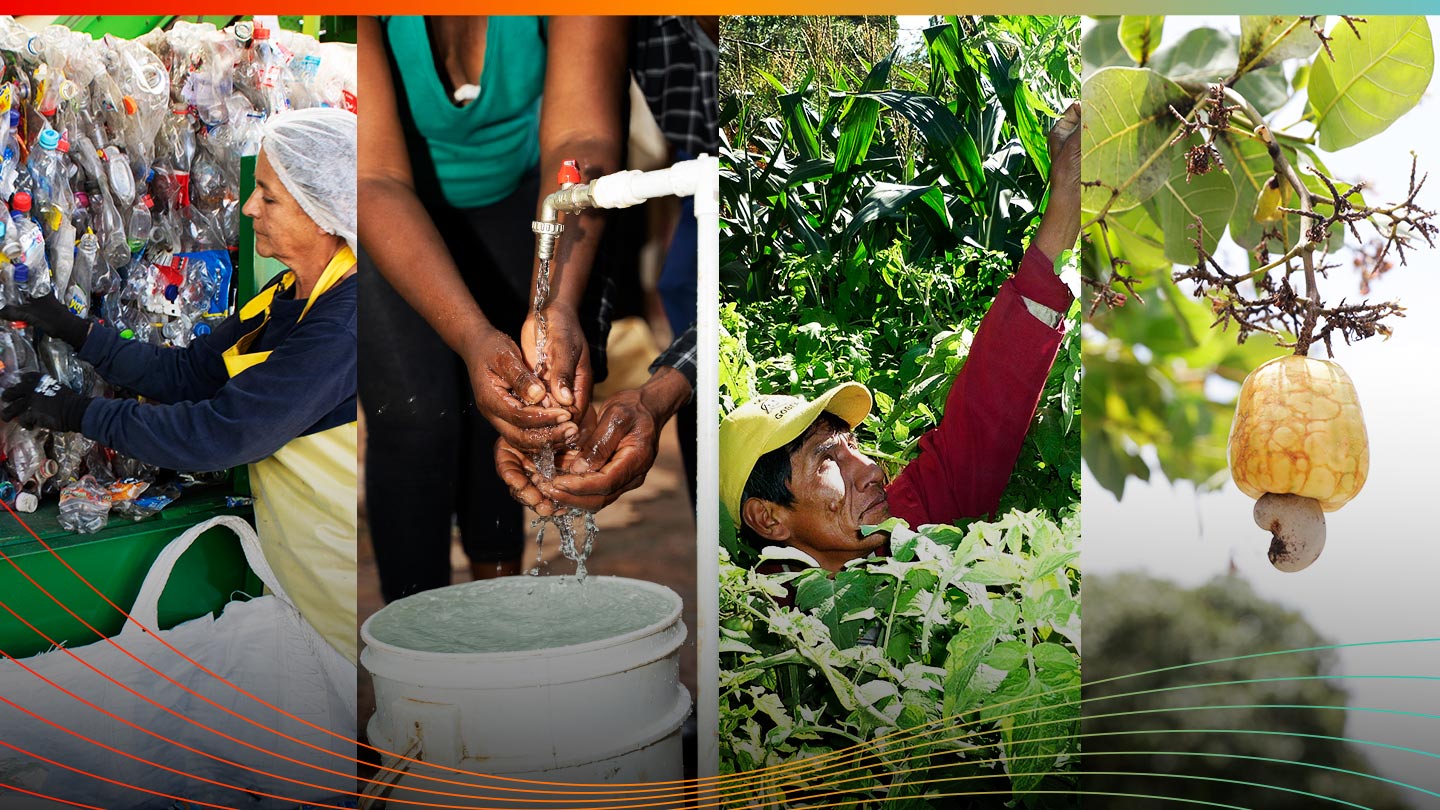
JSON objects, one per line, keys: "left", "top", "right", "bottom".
{"left": 528, "top": 255, "right": 600, "bottom": 580}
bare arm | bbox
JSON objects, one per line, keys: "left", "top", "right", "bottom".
{"left": 357, "top": 16, "right": 572, "bottom": 448}
{"left": 520, "top": 17, "right": 632, "bottom": 416}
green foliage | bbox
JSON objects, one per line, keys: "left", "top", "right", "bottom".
{"left": 719, "top": 18, "right": 1082, "bottom": 807}
{"left": 720, "top": 510, "right": 1081, "bottom": 807}
{"left": 1083, "top": 573, "right": 1411, "bottom": 809}
{"left": 1079, "top": 16, "right": 1433, "bottom": 498}
{"left": 722, "top": 15, "right": 1078, "bottom": 290}
{"left": 1308, "top": 16, "right": 1434, "bottom": 150}
{"left": 721, "top": 14, "right": 1082, "bottom": 509}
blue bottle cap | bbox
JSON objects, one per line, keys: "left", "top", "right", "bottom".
{"left": 164, "top": 284, "right": 179, "bottom": 301}
{"left": 194, "top": 322, "right": 211, "bottom": 336}
{"left": 13, "top": 263, "right": 27, "bottom": 284}
{"left": 37, "top": 128, "right": 60, "bottom": 150}
{"left": 7, "top": 110, "right": 17, "bottom": 127}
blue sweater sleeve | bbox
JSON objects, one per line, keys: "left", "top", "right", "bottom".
{"left": 79, "top": 296, "right": 357, "bottom": 471}
{"left": 78, "top": 319, "right": 240, "bottom": 404}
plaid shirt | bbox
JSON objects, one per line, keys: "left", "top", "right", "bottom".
{"left": 649, "top": 322, "right": 697, "bottom": 396}
{"left": 632, "top": 17, "right": 719, "bottom": 156}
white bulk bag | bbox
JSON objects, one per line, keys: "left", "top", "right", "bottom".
{"left": 0, "top": 515, "right": 355, "bottom": 809}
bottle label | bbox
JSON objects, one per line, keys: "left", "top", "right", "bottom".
{"left": 66, "top": 284, "right": 87, "bottom": 316}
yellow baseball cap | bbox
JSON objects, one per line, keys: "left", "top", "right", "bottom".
{"left": 719, "top": 382, "right": 873, "bottom": 527}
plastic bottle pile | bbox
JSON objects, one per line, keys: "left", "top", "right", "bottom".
{"left": 0, "top": 17, "right": 356, "bottom": 532}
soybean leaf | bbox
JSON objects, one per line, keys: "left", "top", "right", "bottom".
{"left": 1237, "top": 16, "right": 1323, "bottom": 75}
{"left": 1118, "top": 16, "right": 1165, "bottom": 66}
{"left": 1308, "top": 15, "right": 1434, "bottom": 151}
{"left": 1080, "top": 67, "right": 1194, "bottom": 214}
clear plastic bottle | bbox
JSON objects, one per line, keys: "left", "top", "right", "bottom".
{"left": 101, "top": 143, "right": 135, "bottom": 206}
{"left": 27, "top": 127, "right": 75, "bottom": 215}
{"left": 66, "top": 231, "right": 98, "bottom": 316}
{"left": 58, "top": 475, "right": 112, "bottom": 534}
{"left": 7, "top": 193, "right": 53, "bottom": 295}
{"left": 126, "top": 193, "right": 153, "bottom": 254}
{"left": 40, "top": 336, "right": 85, "bottom": 392}
{"left": 49, "top": 218, "right": 75, "bottom": 298}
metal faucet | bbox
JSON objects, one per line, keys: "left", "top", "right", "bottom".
{"left": 531, "top": 159, "right": 593, "bottom": 263}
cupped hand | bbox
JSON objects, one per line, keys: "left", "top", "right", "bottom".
{"left": 521, "top": 305, "right": 592, "bottom": 421}
{"left": 466, "top": 327, "right": 577, "bottom": 451}
{"left": 538, "top": 367, "right": 691, "bottom": 512}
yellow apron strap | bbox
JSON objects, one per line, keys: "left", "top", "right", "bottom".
{"left": 223, "top": 246, "right": 356, "bottom": 379}
{"left": 299, "top": 246, "right": 357, "bottom": 321}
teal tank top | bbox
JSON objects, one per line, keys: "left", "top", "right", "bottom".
{"left": 383, "top": 16, "right": 546, "bottom": 208}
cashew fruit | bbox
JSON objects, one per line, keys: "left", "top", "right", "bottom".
{"left": 1229, "top": 355, "right": 1368, "bottom": 512}
{"left": 1229, "top": 356, "right": 1368, "bottom": 572}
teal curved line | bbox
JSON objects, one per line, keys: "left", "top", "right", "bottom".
{"left": 1079, "top": 637, "right": 1440, "bottom": 691}
{"left": 1084, "top": 727, "right": 1440, "bottom": 762}
{"left": 1082, "top": 750, "right": 1439, "bottom": 800}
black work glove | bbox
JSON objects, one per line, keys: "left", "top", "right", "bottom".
{"left": 2, "top": 372, "right": 92, "bottom": 432}
{"left": 0, "top": 296, "right": 90, "bottom": 349}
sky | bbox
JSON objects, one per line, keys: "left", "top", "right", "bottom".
{"left": 1082, "top": 16, "right": 1440, "bottom": 808}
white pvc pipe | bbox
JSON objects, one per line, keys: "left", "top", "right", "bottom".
{"left": 589, "top": 157, "right": 712, "bottom": 208}
{"left": 690, "top": 153, "right": 721, "bottom": 780}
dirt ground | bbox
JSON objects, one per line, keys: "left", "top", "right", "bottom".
{"left": 355, "top": 317, "right": 698, "bottom": 774}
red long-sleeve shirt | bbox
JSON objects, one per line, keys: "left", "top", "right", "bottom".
{"left": 885, "top": 246, "right": 1073, "bottom": 527}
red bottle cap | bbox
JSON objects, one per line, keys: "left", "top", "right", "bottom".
{"left": 557, "top": 160, "right": 582, "bottom": 186}
{"left": 11, "top": 192, "right": 31, "bottom": 213}
{"left": 142, "top": 194, "right": 154, "bottom": 209}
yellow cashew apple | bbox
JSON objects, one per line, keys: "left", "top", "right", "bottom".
{"left": 1227, "top": 356, "right": 1369, "bottom": 572}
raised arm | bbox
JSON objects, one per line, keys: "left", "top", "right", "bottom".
{"left": 885, "top": 103, "right": 1081, "bottom": 526}
{"left": 356, "top": 16, "right": 571, "bottom": 449}
{"left": 519, "top": 16, "right": 631, "bottom": 419}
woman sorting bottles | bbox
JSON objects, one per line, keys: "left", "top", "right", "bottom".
{"left": 0, "top": 107, "right": 359, "bottom": 665}
{"left": 357, "top": 16, "right": 629, "bottom": 600}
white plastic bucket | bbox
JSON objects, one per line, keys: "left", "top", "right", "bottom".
{"left": 360, "top": 576, "right": 690, "bottom": 803}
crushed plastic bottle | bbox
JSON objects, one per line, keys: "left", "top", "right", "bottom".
{"left": 58, "top": 475, "right": 112, "bottom": 534}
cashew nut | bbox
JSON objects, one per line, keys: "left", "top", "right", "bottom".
{"left": 1254, "top": 492, "right": 1326, "bottom": 572}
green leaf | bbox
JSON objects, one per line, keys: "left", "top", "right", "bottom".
{"left": 852, "top": 90, "right": 984, "bottom": 194}
{"left": 844, "top": 183, "right": 951, "bottom": 241}
{"left": 1234, "top": 63, "right": 1291, "bottom": 115}
{"left": 1144, "top": 134, "right": 1236, "bottom": 264}
{"left": 1082, "top": 17, "right": 1131, "bottom": 75}
{"left": 778, "top": 79, "right": 821, "bottom": 161}
{"left": 1118, "top": 16, "right": 1165, "bottom": 66}
{"left": 1080, "top": 67, "right": 1194, "bottom": 214}
{"left": 1308, "top": 16, "right": 1434, "bottom": 151}
{"left": 1149, "top": 26, "right": 1237, "bottom": 83}
{"left": 1238, "top": 16, "right": 1323, "bottom": 75}
{"left": 834, "top": 55, "right": 893, "bottom": 173}
{"left": 986, "top": 640, "right": 1028, "bottom": 671}
{"left": 1013, "top": 82, "right": 1051, "bottom": 179}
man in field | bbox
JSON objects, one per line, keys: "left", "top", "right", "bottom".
{"left": 720, "top": 103, "right": 1081, "bottom": 572}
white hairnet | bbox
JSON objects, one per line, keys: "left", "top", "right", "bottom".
{"left": 260, "top": 108, "right": 357, "bottom": 251}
